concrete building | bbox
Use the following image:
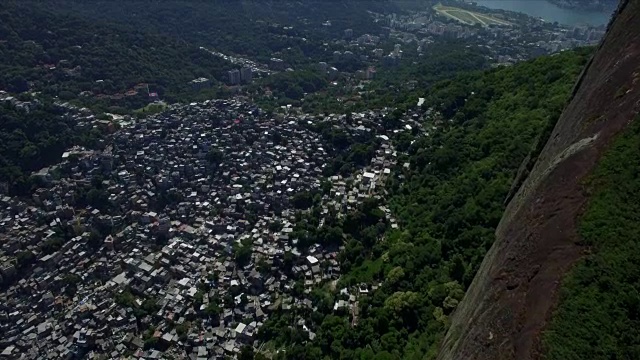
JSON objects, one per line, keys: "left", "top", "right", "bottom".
{"left": 240, "top": 67, "right": 253, "bottom": 83}
{"left": 228, "top": 69, "right": 241, "bottom": 85}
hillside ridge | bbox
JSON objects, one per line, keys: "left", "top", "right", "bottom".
{"left": 438, "top": 0, "right": 640, "bottom": 358}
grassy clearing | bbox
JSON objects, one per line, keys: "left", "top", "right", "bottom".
{"left": 134, "top": 102, "right": 167, "bottom": 116}
{"left": 433, "top": 4, "right": 511, "bottom": 26}
{"left": 543, "top": 117, "right": 640, "bottom": 359}
{"left": 338, "top": 257, "right": 384, "bottom": 287}
{"left": 446, "top": 10, "right": 479, "bottom": 25}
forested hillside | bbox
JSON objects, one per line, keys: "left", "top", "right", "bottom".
{"left": 0, "top": 1, "right": 238, "bottom": 191}
{"left": 543, "top": 116, "right": 640, "bottom": 360}
{"left": 0, "top": 102, "right": 103, "bottom": 195}
{"left": 31, "top": 0, "right": 396, "bottom": 65}
{"left": 0, "top": 2, "right": 233, "bottom": 112}
{"left": 259, "top": 48, "right": 592, "bottom": 359}
{"left": 300, "top": 43, "right": 490, "bottom": 114}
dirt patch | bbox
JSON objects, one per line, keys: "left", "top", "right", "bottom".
{"left": 438, "top": 1, "right": 640, "bottom": 359}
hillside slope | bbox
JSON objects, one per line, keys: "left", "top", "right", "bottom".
{"left": 438, "top": 0, "right": 640, "bottom": 359}
{"left": 256, "top": 45, "right": 590, "bottom": 360}
{"left": 0, "top": 2, "right": 233, "bottom": 110}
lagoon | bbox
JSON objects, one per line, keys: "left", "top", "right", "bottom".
{"left": 475, "top": 0, "right": 612, "bottom": 27}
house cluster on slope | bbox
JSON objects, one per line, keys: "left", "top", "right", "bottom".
{"left": 0, "top": 97, "right": 434, "bottom": 359}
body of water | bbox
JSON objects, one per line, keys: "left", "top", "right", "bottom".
{"left": 475, "top": 0, "right": 612, "bottom": 27}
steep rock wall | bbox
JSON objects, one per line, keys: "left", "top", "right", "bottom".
{"left": 438, "top": 0, "right": 640, "bottom": 359}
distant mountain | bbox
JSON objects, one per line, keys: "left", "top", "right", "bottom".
{"left": 547, "top": 0, "right": 619, "bottom": 11}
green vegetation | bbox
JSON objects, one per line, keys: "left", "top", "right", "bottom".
{"left": 259, "top": 47, "right": 592, "bottom": 359}
{"left": 27, "top": 1, "right": 491, "bottom": 116}
{"left": 543, "top": 117, "right": 640, "bottom": 360}
{"left": 0, "top": 102, "right": 104, "bottom": 195}
{"left": 234, "top": 239, "right": 254, "bottom": 267}
{"left": 0, "top": 0, "right": 488, "bottom": 193}
{"left": 0, "top": 2, "right": 233, "bottom": 111}
{"left": 36, "top": 0, "right": 395, "bottom": 65}
{"left": 0, "top": 1, "right": 615, "bottom": 357}
{"left": 253, "top": 69, "right": 328, "bottom": 107}
{"left": 134, "top": 102, "right": 167, "bottom": 117}
{"left": 301, "top": 44, "right": 490, "bottom": 114}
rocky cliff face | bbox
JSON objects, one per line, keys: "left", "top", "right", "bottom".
{"left": 437, "top": 0, "right": 640, "bottom": 359}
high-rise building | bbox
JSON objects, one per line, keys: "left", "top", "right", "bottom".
{"left": 240, "top": 67, "right": 253, "bottom": 83}
{"left": 228, "top": 69, "right": 241, "bottom": 85}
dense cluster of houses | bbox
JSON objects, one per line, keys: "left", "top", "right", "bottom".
{"left": 0, "top": 98, "right": 433, "bottom": 359}
{"left": 0, "top": 91, "right": 43, "bottom": 113}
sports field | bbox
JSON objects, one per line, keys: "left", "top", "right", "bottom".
{"left": 433, "top": 4, "right": 511, "bottom": 27}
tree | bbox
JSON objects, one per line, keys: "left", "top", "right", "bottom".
{"left": 144, "top": 336, "right": 158, "bottom": 350}
{"left": 62, "top": 273, "right": 81, "bottom": 296}
{"left": 175, "top": 322, "right": 189, "bottom": 340}
{"left": 292, "top": 191, "right": 314, "bottom": 209}
{"left": 268, "top": 220, "right": 283, "bottom": 232}
{"left": 386, "top": 267, "right": 405, "bottom": 286}
{"left": 86, "top": 188, "right": 109, "bottom": 209}
{"left": 383, "top": 291, "right": 420, "bottom": 313}
{"left": 319, "top": 226, "right": 343, "bottom": 246}
{"left": 239, "top": 345, "right": 255, "bottom": 360}
{"left": 206, "top": 149, "right": 224, "bottom": 164}
{"left": 141, "top": 298, "right": 160, "bottom": 316}
{"left": 283, "top": 251, "right": 295, "bottom": 272}
{"left": 16, "top": 251, "right": 35, "bottom": 268}
{"left": 234, "top": 244, "right": 252, "bottom": 266}
{"left": 115, "top": 290, "right": 136, "bottom": 308}
{"left": 256, "top": 257, "right": 270, "bottom": 274}
{"left": 449, "top": 255, "right": 466, "bottom": 284}
{"left": 194, "top": 290, "right": 204, "bottom": 305}
{"left": 205, "top": 302, "right": 221, "bottom": 317}
{"left": 8, "top": 75, "right": 29, "bottom": 92}
{"left": 87, "top": 229, "right": 104, "bottom": 250}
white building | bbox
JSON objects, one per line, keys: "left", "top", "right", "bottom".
{"left": 306, "top": 256, "right": 319, "bottom": 265}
